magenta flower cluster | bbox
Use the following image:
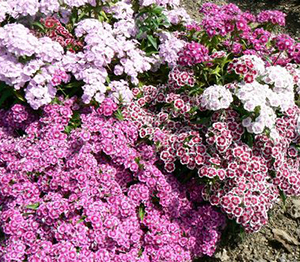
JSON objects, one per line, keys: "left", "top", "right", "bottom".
{"left": 0, "top": 100, "right": 225, "bottom": 261}
{"left": 178, "top": 42, "right": 210, "bottom": 66}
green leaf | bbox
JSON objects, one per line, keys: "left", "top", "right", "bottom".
{"left": 77, "top": 216, "right": 86, "bottom": 224}
{"left": 64, "top": 125, "right": 72, "bottom": 134}
{"left": 0, "top": 89, "right": 13, "bottom": 107}
{"left": 114, "top": 109, "right": 124, "bottom": 121}
{"left": 279, "top": 190, "right": 287, "bottom": 210}
{"left": 100, "top": 11, "right": 108, "bottom": 21}
{"left": 64, "top": 81, "right": 84, "bottom": 89}
{"left": 254, "top": 105, "right": 261, "bottom": 116}
{"left": 138, "top": 247, "right": 144, "bottom": 257}
{"left": 138, "top": 204, "right": 145, "bottom": 221}
{"left": 152, "top": 5, "right": 163, "bottom": 15}
{"left": 25, "top": 203, "right": 40, "bottom": 210}
{"left": 189, "top": 86, "right": 204, "bottom": 96}
{"left": 13, "top": 90, "right": 26, "bottom": 102}
{"left": 244, "top": 132, "right": 254, "bottom": 148}
{"left": 210, "top": 66, "right": 221, "bottom": 75}
{"left": 188, "top": 106, "right": 199, "bottom": 114}
{"left": 147, "top": 35, "right": 158, "bottom": 50}
{"left": 32, "top": 21, "right": 45, "bottom": 32}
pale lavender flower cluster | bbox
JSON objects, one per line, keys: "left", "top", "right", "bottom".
{"left": 158, "top": 31, "right": 185, "bottom": 66}
{"left": 139, "top": 0, "right": 180, "bottom": 7}
{"left": 0, "top": 0, "right": 60, "bottom": 22}
{"left": 0, "top": 24, "right": 40, "bottom": 57}
{"left": 0, "top": 14, "right": 153, "bottom": 109}
{"left": 106, "top": 0, "right": 137, "bottom": 38}
{"left": 63, "top": 0, "right": 96, "bottom": 8}
{"left": 0, "top": 0, "right": 101, "bottom": 22}
{"left": 0, "top": 24, "right": 65, "bottom": 109}
{"left": 163, "top": 7, "right": 191, "bottom": 25}
{"left": 65, "top": 19, "right": 153, "bottom": 104}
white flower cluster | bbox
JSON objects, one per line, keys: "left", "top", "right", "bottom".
{"left": 107, "top": 0, "right": 137, "bottom": 38}
{"left": 140, "top": 0, "right": 180, "bottom": 7}
{"left": 25, "top": 67, "right": 57, "bottom": 110}
{"left": 237, "top": 80, "right": 294, "bottom": 135}
{"left": 0, "top": 24, "right": 65, "bottom": 109}
{"left": 263, "top": 65, "right": 294, "bottom": 93}
{"left": 63, "top": 0, "right": 96, "bottom": 8}
{"left": 109, "top": 80, "right": 134, "bottom": 104}
{"left": 0, "top": 24, "right": 39, "bottom": 57}
{"left": 263, "top": 66, "right": 295, "bottom": 112}
{"left": 237, "top": 82, "right": 276, "bottom": 134}
{"left": 163, "top": 8, "right": 191, "bottom": 25}
{"left": 0, "top": 0, "right": 60, "bottom": 22}
{"left": 0, "top": 51, "right": 27, "bottom": 90}
{"left": 201, "top": 85, "right": 233, "bottom": 111}
{"left": 232, "top": 57, "right": 298, "bottom": 135}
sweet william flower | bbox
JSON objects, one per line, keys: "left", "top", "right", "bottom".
{"left": 201, "top": 85, "right": 233, "bottom": 111}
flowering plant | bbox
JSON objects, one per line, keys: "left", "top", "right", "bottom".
{"left": 1, "top": 0, "right": 300, "bottom": 261}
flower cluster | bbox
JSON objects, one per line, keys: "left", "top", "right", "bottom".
{"left": 1, "top": 0, "right": 300, "bottom": 260}
{"left": 158, "top": 31, "right": 185, "bottom": 66}
{"left": 0, "top": 101, "right": 225, "bottom": 261}
{"left": 257, "top": 10, "right": 286, "bottom": 26}
{"left": 178, "top": 42, "right": 210, "bottom": 66}
{"left": 120, "top": 3, "right": 300, "bottom": 232}
{"left": 228, "top": 55, "right": 266, "bottom": 83}
{"left": 39, "top": 16, "right": 84, "bottom": 53}
{"left": 168, "top": 66, "right": 196, "bottom": 88}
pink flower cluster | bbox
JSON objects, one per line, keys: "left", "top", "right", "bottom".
{"left": 40, "top": 16, "right": 84, "bottom": 53}
{"left": 0, "top": 100, "right": 225, "bottom": 261}
{"left": 178, "top": 42, "right": 210, "bottom": 66}
{"left": 122, "top": 58, "right": 300, "bottom": 232}
{"left": 227, "top": 55, "right": 265, "bottom": 83}
{"left": 257, "top": 10, "right": 286, "bottom": 26}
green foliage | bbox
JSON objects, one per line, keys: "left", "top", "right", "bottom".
{"left": 136, "top": 4, "right": 170, "bottom": 55}
{"left": 138, "top": 203, "right": 145, "bottom": 221}
{"left": 0, "top": 82, "right": 26, "bottom": 108}
{"left": 64, "top": 110, "right": 82, "bottom": 134}
{"left": 25, "top": 202, "right": 40, "bottom": 210}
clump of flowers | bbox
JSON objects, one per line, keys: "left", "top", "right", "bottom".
{"left": 178, "top": 42, "right": 210, "bottom": 66}
{"left": 1, "top": 0, "right": 300, "bottom": 260}
{"left": 227, "top": 55, "right": 266, "bottom": 83}
{"left": 0, "top": 100, "right": 225, "bottom": 261}
{"left": 257, "top": 10, "right": 286, "bottom": 26}
{"left": 200, "top": 85, "right": 233, "bottom": 111}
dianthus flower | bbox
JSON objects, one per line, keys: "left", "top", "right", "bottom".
{"left": 201, "top": 85, "right": 233, "bottom": 111}
{"left": 178, "top": 42, "right": 210, "bottom": 66}
{"left": 257, "top": 10, "right": 286, "bottom": 26}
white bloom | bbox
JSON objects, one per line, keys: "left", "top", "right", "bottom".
{"left": 201, "top": 85, "right": 233, "bottom": 110}
{"left": 263, "top": 65, "right": 294, "bottom": 93}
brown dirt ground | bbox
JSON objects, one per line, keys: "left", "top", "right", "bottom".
{"left": 181, "top": 1, "right": 300, "bottom": 261}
